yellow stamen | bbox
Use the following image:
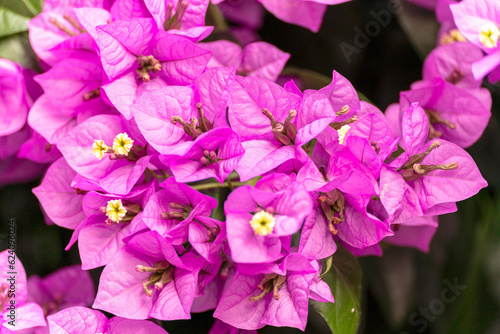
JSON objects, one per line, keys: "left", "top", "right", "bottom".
{"left": 479, "top": 22, "right": 500, "bottom": 48}
{"left": 440, "top": 29, "right": 467, "bottom": 45}
{"left": 106, "top": 199, "right": 127, "bottom": 223}
{"left": 337, "top": 125, "right": 350, "bottom": 145}
{"left": 92, "top": 140, "right": 108, "bottom": 159}
{"left": 249, "top": 211, "right": 275, "bottom": 236}
{"left": 112, "top": 133, "right": 134, "bottom": 156}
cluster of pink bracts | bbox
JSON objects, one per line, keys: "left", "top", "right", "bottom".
{"left": 0, "top": 0, "right": 496, "bottom": 333}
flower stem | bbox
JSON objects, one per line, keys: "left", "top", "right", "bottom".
{"left": 191, "top": 181, "right": 246, "bottom": 191}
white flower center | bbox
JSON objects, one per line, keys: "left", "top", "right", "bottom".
{"left": 337, "top": 125, "right": 351, "bottom": 145}
{"left": 106, "top": 199, "right": 127, "bottom": 223}
{"left": 112, "top": 133, "right": 134, "bottom": 156}
{"left": 249, "top": 211, "right": 276, "bottom": 236}
{"left": 92, "top": 140, "right": 108, "bottom": 159}
{"left": 479, "top": 22, "right": 500, "bottom": 48}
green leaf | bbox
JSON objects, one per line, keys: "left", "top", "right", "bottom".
{"left": 0, "top": 0, "right": 33, "bottom": 17}
{"left": 311, "top": 245, "right": 363, "bottom": 334}
{"left": 20, "top": 0, "right": 43, "bottom": 16}
{"left": 0, "top": 6, "right": 30, "bottom": 38}
{"left": 0, "top": 32, "right": 40, "bottom": 70}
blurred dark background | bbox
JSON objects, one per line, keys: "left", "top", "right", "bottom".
{"left": 1, "top": 0, "right": 499, "bottom": 333}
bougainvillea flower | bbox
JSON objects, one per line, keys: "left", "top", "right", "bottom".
{"left": 423, "top": 42, "right": 484, "bottom": 89}
{"left": 57, "top": 114, "right": 151, "bottom": 195}
{"left": 213, "top": 252, "right": 333, "bottom": 330}
{"left": 160, "top": 128, "right": 245, "bottom": 183}
{"left": 224, "top": 174, "right": 313, "bottom": 263}
{"left": 67, "top": 182, "right": 156, "bottom": 269}
{"left": 0, "top": 250, "right": 46, "bottom": 332}
{"left": 450, "top": 0, "right": 500, "bottom": 54}
{"left": 450, "top": 0, "right": 500, "bottom": 80}
{"left": 400, "top": 78, "right": 491, "bottom": 148}
{"left": 32, "top": 157, "right": 87, "bottom": 229}
{"left": 389, "top": 103, "right": 487, "bottom": 212}
{"left": 131, "top": 67, "right": 234, "bottom": 152}
{"left": 0, "top": 59, "right": 31, "bottom": 137}
{"left": 47, "top": 306, "right": 168, "bottom": 333}
{"left": 93, "top": 231, "right": 205, "bottom": 320}
{"left": 96, "top": 18, "right": 211, "bottom": 82}
{"left": 200, "top": 40, "right": 290, "bottom": 81}
{"left": 95, "top": 17, "right": 211, "bottom": 118}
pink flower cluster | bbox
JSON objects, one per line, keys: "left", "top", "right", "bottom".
{"left": 0, "top": 0, "right": 494, "bottom": 332}
{"left": 410, "top": 0, "right": 500, "bottom": 82}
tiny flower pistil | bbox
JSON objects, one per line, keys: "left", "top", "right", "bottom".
{"left": 249, "top": 209, "right": 276, "bottom": 236}
{"left": 137, "top": 55, "right": 162, "bottom": 81}
{"left": 479, "top": 22, "right": 500, "bottom": 48}
{"left": 112, "top": 133, "right": 134, "bottom": 156}
{"left": 262, "top": 108, "right": 297, "bottom": 146}
{"left": 318, "top": 189, "right": 346, "bottom": 235}
{"left": 249, "top": 273, "right": 287, "bottom": 302}
{"left": 135, "top": 261, "right": 172, "bottom": 297}
{"left": 160, "top": 202, "right": 193, "bottom": 221}
{"left": 106, "top": 199, "right": 127, "bottom": 223}
{"left": 164, "top": 0, "right": 189, "bottom": 31}
{"left": 171, "top": 103, "right": 213, "bottom": 139}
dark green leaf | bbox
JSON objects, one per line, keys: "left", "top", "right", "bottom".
{"left": 0, "top": 6, "right": 30, "bottom": 38}
{"left": 311, "top": 245, "right": 363, "bottom": 334}
{"left": 0, "top": 32, "right": 39, "bottom": 70}
{"left": 21, "top": 0, "right": 43, "bottom": 16}
{"left": 0, "top": 0, "right": 33, "bottom": 17}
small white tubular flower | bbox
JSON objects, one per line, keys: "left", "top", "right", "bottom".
{"left": 479, "top": 22, "right": 500, "bottom": 48}
{"left": 112, "top": 133, "right": 134, "bottom": 156}
{"left": 106, "top": 199, "right": 127, "bottom": 223}
{"left": 92, "top": 140, "right": 108, "bottom": 160}
{"left": 337, "top": 125, "right": 351, "bottom": 145}
{"left": 249, "top": 211, "right": 276, "bottom": 236}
